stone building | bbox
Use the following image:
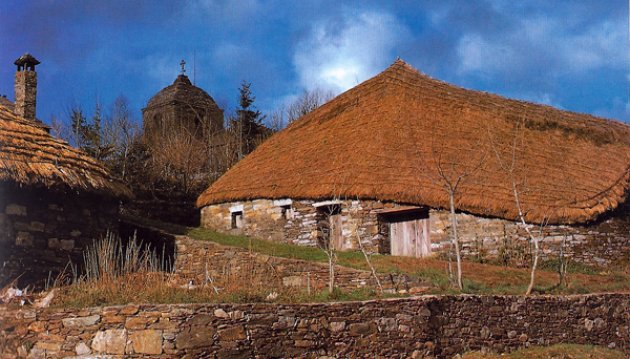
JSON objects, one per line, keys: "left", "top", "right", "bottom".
{"left": 142, "top": 63, "right": 224, "bottom": 142}
{"left": 197, "top": 59, "right": 630, "bottom": 267}
{"left": 0, "top": 55, "right": 130, "bottom": 287}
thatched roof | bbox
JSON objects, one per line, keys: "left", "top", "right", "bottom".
{"left": 197, "top": 59, "right": 630, "bottom": 224}
{"left": 0, "top": 104, "right": 130, "bottom": 198}
{"left": 144, "top": 74, "right": 221, "bottom": 112}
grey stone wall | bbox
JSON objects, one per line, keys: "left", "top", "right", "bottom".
{"left": 430, "top": 207, "right": 630, "bottom": 268}
{"left": 1, "top": 294, "right": 628, "bottom": 358}
{"left": 0, "top": 183, "right": 119, "bottom": 288}
{"left": 201, "top": 198, "right": 630, "bottom": 268}
{"left": 201, "top": 199, "right": 390, "bottom": 253}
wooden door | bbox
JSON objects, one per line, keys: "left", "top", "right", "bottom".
{"left": 390, "top": 218, "right": 430, "bottom": 257}
{"left": 330, "top": 214, "right": 344, "bottom": 250}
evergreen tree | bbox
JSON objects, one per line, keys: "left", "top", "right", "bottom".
{"left": 235, "top": 81, "right": 266, "bottom": 158}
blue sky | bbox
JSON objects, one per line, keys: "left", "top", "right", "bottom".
{"left": 0, "top": 0, "right": 627, "bottom": 126}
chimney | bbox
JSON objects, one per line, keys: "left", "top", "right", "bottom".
{"left": 14, "top": 53, "right": 40, "bottom": 120}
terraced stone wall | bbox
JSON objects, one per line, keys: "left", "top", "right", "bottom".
{"left": 1, "top": 294, "right": 627, "bottom": 358}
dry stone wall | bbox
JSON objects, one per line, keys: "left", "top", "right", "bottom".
{"left": 1, "top": 294, "right": 627, "bottom": 358}
{"left": 174, "top": 236, "right": 423, "bottom": 293}
{"left": 201, "top": 199, "right": 398, "bottom": 253}
{"left": 201, "top": 198, "right": 630, "bottom": 268}
{"left": 0, "top": 184, "right": 119, "bottom": 288}
{"left": 430, "top": 207, "right": 630, "bottom": 268}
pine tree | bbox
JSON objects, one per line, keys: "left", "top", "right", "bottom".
{"left": 235, "top": 81, "right": 266, "bottom": 158}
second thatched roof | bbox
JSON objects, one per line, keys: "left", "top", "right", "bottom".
{"left": 0, "top": 104, "right": 130, "bottom": 198}
{"left": 197, "top": 60, "right": 630, "bottom": 224}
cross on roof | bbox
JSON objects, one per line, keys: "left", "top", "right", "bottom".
{"left": 180, "top": 59, "right": 186, "bottom": 74}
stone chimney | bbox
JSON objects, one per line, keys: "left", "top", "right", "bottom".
{"left": 14, "top": 53, "right": 40, "bottom": 120}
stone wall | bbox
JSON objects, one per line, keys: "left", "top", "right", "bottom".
{"left": 1, "top": 294, "right": 627, "bottom": 358}
{"left": 430, "top": 207, "right": 630, "bottom": 268}
{"left": 0, "top": 184, "right": 119, "bottom": 288}
{"left": 174, "top": 235, "right": 423, "bottom": 293}
{"left": 201, "top": 198, "right": 630, "bottom": 268}
{"left": 201, "top": 199, "right": 394, "bottom": 253}
{"left": 124, "top": 198, "right": 200, "bottom": 227}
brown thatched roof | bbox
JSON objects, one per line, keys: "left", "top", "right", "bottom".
{"left": 197, "top": 59, "right": 630, "bottom": 224}
{"left": 0, "top": 104, "right": 131, "bottom": 198}
{"left": 144, "top": 74, "right": 221, "bottom": 112}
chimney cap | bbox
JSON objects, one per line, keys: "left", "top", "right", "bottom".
{"left": 14, "top": 53, "right": 40, "bottom": 67}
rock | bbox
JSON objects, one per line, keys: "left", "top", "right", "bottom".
{"left": 6, "top": 204, "right": 27, "bottom": 216}
{"left": 218, "top": 325, "right": 246, "bottom": 341}
{"left": 214, "top": 309, "right": 230, "bottom": 318}
{"left": 378, "top": 318, "right": 397, "bottom": 332}
{"left": 348, "top": 322, "right": 376, "bottom": 336}
{"left": 518, "top": 333, "right": 528, "bottom": 343}
{"left": 120, "top": 305, "right": 139, "bottom": 315}
{"left": 125, "top": 316, "right": 152, "bottom": 330}
{"left": 130, "top": 330, "right": 163, "bottom": 355}
{"left": 62, "top": 315, "right": 100, "bottom": 328}
{"left": 176, "top": 316, "right": 215, "bottom": 350}
{"left": 92, "top": 329, "right": 127, "bottom": 354}
{"left": 75, "top": 342, "right": 91, "bottom": 355}
{"left": 329, "top": 321, "right": 346, "bottom": 333}
{"left": 34, "top": 341, "right": 62, "bottom": 352}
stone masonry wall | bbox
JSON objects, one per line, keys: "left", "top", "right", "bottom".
{"left": 0, "top": 184, "right": 119, "bottom": 288}
{"left": 174, "top": 235, "right": 424, "bottom": 293}
{"left": 202, "top": 198, "right": 630, "bottom": 268}
{"left": 201, "top": 199, "right": 405, "bottom": 254}
{"left": 430, "top": 208, "right": 630, "bottom": 268}
{"left": 1, "top": 294, "right": 627, "bottom": 358}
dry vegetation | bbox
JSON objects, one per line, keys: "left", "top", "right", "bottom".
{"left": 47, "top": 218, "right": 630, "bottom": 308}
{"left": 462, "top": 344, "right": 627, "bottom": 359}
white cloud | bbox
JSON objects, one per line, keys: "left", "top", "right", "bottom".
{"left": 293, "top": 11, "right": 410, "bottom": 93}
{"left": 457, "top": 33, "right": 516, "bottom": 74}
{"left": 143, "top": 54, "right": 181, "bottom": 86}
{"left": 456, "top": 16, "right": 626, "bottom": 76}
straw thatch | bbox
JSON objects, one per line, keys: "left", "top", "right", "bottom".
{"left": 0, "top": 104, "right": 130, "bottom": 197}
{"left": 197, "top": 59, "right": 630, "bottom": 224}
{"left": 145, "top": 74, "right": 221, "bottom": 111}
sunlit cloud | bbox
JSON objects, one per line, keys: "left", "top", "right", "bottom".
{"left": 293, "top": 11, "right": 410, "bottom": 93}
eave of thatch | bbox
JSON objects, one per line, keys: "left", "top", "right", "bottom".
{"left": 197, "top": 59, "right": 630, "bottom": 225}
{"left": 0, "top": 105, "right": 131, "bottom": 198}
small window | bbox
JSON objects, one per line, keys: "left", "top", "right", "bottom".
{"left": 231, "top": 211, "right": 243, "bottom": 229}
{"left": 280, "top": 205, "right": 293, "bottom": 220}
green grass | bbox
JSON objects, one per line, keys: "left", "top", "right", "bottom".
{"left": 462, "top": 343, "right": 626, "bottom": 359}
{"left": 124, "top": 215, "right": 630, "bottom": 296}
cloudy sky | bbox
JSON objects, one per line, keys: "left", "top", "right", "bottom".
{"left": 0, "top": 0, "right": 627, "bottom": 126}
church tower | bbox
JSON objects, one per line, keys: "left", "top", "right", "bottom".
{"left": 142, "top": 60, "right": 224, "bottom": 141}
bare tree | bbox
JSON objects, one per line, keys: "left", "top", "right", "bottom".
{"left": 352, "top": 215, "right": 383, "bottom": 294}
{"left": 488, "top": 120, "right": 548, "bottom": 295}
{"left": 407, "top": 116, "right": 486, "bottom": 291}
{"left": 286, "top": 88, "right": 335, "bottom": 124}
{"left": 432, "top": 149, "right": 485, "bottom": 290}
{"left": 316, "top": 203, "right": 341, "bottom": 293}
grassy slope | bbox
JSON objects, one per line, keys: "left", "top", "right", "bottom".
{"left": 151, "top": 219, "right": 630, "bottom": 295}
{"left": 462, "top": 344, "right": 626, "bottom": 359}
